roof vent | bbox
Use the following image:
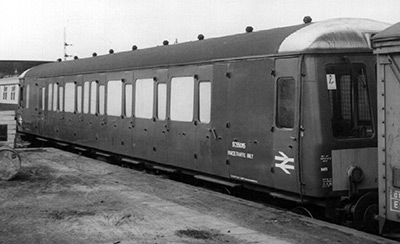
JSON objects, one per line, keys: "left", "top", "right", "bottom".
{"left": 109, "top": 49, "right": 114, "bottom": 54}
{"left": 74, "top": 56, "right": 78, "bottom": 60}
{"left": 245, "top": 26, "right": 254, "bottom": 33}
{"left": 132, "top": 45, "right": 138, "bottom": 50}
{"left": 57, "top": 58, "right": 62, "bottom": 62}
{"left": 163, "top": 40, "right": 169, "bottom": 46}
{"left": 198, "top": 34, "right": 205, "bottom": 40}
{"left": 303, "top": 16, "right": 312, "bottom": 24}
{"left": 92, "top": 52, "right": 97, "bottom": 57}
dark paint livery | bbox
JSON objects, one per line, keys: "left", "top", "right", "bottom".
{"left": 18, "top": 18, "right": 390, "bottom": 230}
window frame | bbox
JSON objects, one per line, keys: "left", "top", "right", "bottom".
{"left": 198, "top": 81, "right": 211, "bottom": 124}
{"left": 134, "top": 78, "right": 154, "bottom": 119}
{"left": 2, "top": 86, "right": 7, "bottom": 100}
{"left": 76, "top": 85, "right": 82, "bottom": 113}
{"left": 275, "top": 77, "right": 296, "bottom": 129}
{"left": 106, "top": 80, "right": 123, "bottom": 117}
{"left": 48, "top": 83, "right": 53, "bottom": 111}
{"left": 40, "top": 87, "right": 46, "bottom": 111}
{"left": 52, "top": 83, "right": 58, "bottom": 111}
{"left": 64, "top": 82, "right": 76, "bottom": 113}
{"left": 59, "top": 86, "right": 64, "bottom": 111}
{"left": 170, "top": 76, "right": 195, "bottom": 122}
{"left": 10, "top": 85, "right": 16, "bottom": 101}
{"left": 99, "top": 84, "right": 105, "bottom": 115}
{"left": 124, "top": 83, "right": 133, "bottom": 117}
{"left": 26, "top": 84, "right": 30, "bottom": 108}
{"left": 90, "top": 81, "right": 98, "bottom": 115}
{"left": 325, "top": 63, "right": 374, "bottom": 139}
{"left": 83, "top": 81, "right": 90, "bottom": 114}
{"left": 156, "top": 82, "right": 167, "bottom": 120}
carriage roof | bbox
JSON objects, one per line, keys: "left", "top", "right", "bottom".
{"left": 24, "top": 18, "right": 389, "bottom": 78}
{"left": 372, "top": 22, "right": 400, "bottom": 42}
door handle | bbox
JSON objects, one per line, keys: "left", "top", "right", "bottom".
{"left": 209, "top": 128, "right": 218, "bottom": 139}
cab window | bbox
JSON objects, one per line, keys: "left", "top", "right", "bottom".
{"left": 326, "top": 63, "right": 373, "bottom": 138}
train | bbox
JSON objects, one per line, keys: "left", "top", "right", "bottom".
{"left": 16, "top": 18, "right": 393, "bottom": 233}
{"left": 372, "top": 22, "right": 400, "bottom": 234}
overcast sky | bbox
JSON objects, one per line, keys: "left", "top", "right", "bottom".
{"left": 1, "top": 0, "right": 399, "bottom": 61}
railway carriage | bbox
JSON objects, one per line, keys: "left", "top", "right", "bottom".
{"left": 372, "top": 22, "right": 400, "bottom": 233}
{"left": 18, "top": 18, "right": 389, "bottom": 231}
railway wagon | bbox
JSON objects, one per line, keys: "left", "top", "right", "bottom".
{"left": 18, "top": 18, "right": 389, "bottom": 231}
{"left": 372, "top": 22, "right": 400, "bottom": 233}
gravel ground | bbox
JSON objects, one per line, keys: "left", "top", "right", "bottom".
{"left": 0, "top": 147, "right": 397, "bottom": 244}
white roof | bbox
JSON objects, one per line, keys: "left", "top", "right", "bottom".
{"left": 0, "top": 76, "right": 19, "bottom": 85}
{"left": 279, "top": 18, "right": 391, "bottom": 53}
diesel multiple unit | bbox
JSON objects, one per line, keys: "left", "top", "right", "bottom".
{"left": 17, "top": 18, "right": 390, "bottom": 232}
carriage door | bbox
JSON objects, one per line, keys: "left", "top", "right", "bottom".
{"left": 272, "top": 57, "right": 302, "bottom": 193}
{"left": 226, "top": 59, "right": 274, "bottom": 185}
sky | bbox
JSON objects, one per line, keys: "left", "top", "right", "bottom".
{"left": 1, "top": 0, "right": 399, "bottom": 61}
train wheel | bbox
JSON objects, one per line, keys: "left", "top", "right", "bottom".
{"left": 291, "top": 206, "right": 313, "bottom": 218}
{"left": 352, "top": 192, "right": 379, "bottom": 233}
{"left": 0, "top": 147, "right": 21, "bottom": 181}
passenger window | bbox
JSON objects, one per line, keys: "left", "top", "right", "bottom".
{"left": 83, "top": 82, "right": 90, "bottom": 113}
{"left": 326, "top": 64, "right": 373, "bottom": 138}
{"left": 53, "top": 83, "right": 58, "bottom": 111}
{"left": 59, "top": 86, "right": 64, "bottom": 111}
{"left": 40, "top": 87, "right": 46, "bottom": 110}
{"left": 157, "top": 83, "right": 167, "bottom": 120}
{"left": 276, "top": 77, "right": 295, "bottom": 128}
{"left": 135, "top": 78, "right": 154, "bottom": 119}
{"left": 199, "top": 81, "right": 211, "bottom": 123}
{"left": 107, "top": 80, "right": 122, "bottom": 116}
{"left": 170, "top": 77, "right": 194, "bottom": 122}
{"left": 76, "top": 86, "right": 82, "bottom": 113}
{"left": 125, "top": 84, "right": 133, "bottom": 117}
{"left": 26, "top": 84, "right": 30, "bottom": 108}
{"left": 64, "top": 82, "right": 75, "bottom": 113}
{"left": 99, "top": 85, "right": 105, "bottom": 115}
{"left": 48, "top": 83, "right": 53, "bottom": 111}
{"left": 90, "top": 81, "right": 97, "bottom": 115}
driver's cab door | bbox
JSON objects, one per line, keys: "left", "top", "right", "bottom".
{"left": 272, "top": 57, "right": 302, "bottom": 194}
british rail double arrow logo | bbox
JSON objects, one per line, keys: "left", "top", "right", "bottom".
{"left": 274, "top": 151, "right": 295, "bottom": 174}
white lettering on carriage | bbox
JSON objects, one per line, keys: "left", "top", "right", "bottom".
{"left": 232, "top": 141, "right": 246, "bottom": 149}
{"left": 391, "top": 188, "right": 400, "bottom": 212}
{"left": 227, "top": 150, "right": 254, "bottom": 160}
